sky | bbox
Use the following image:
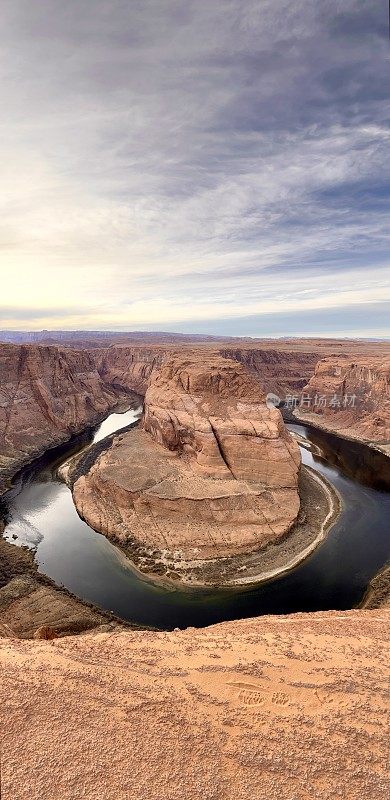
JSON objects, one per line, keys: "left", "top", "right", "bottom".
{"left": 0, "top": 0, "right": 389, "bottom": 337}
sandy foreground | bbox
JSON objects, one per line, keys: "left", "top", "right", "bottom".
{"left": 1, "top": 609, "right": 389, "bottom": 800}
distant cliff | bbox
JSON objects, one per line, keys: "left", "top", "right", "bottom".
{"left": 220, "top": 347, "right": 320, "bottom": 395}
{"left": 96, "top": 345, "right": 165, "bottom": 395}
{"left": 297, "top": 356, "right": 390, "bottom": 444}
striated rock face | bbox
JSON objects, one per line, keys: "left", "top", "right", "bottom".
{"left": 298, "top": 356, "right": 390, "bottom": 444}
{"left": 143, "top": 355, "right": 300, "bottom": 486}
{"left": 220, "top": 347, "right": 320, "bottom": 395}
{"left": 1, "top": 609, "right": 388, "bottom": 800}
{"left": 96, "top": 344, "right": 165, "bottom": 395}
{"left": 96, "top": 342, "right": 323, "bottom": 401}
{"left": 73, "top": 356, "right": 301, "bottom": 572}
{"left": 0, "top": 344, "right": 130, "bottom": 491}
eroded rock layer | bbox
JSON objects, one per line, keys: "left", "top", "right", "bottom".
{"left": 73, "top": 356, "right": 301, "bottom": 568}
{"left": 0, "top": 575, "right": 111, "bottom": 639}
{"left": 0, "top": 344, "right": 131, "bottom": 492}
{"left": 96, "top": 344, "right": 164, "bottom": 395}
{"left": 298, "top": 356, "right": 390, "bottom": 444}
{"left": 143, "top": 355, "right": 300, "bottom": 486}
{"left": 220, "top": 346, "right": 320, "bottom": 395}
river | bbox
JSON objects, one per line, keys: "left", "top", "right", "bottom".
{"left": 2, "top": 409, "right": 389, "bottom": 629}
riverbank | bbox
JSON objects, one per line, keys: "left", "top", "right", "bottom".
{"left": 161, "top": 463, "right": 340, "bottom": 589}
{"left": 0, "top": 403, "right": 145, "bottom": 639}
{"left": 57, "top": 410, "right": 142, "bottom": 485}
{"left": 289, "top": 413, "right": 390, "bottom": 492}
{"left": 0, "top": 535, "right": 123, "bottom": 638}
{"left": 293, "top": 407, "right": 390, "bottom": 459}
{"left": 226, "top": 465, "right": 341, "bottom": 587}
{"left": 0, "top": 529, "right": 156, "bottom": 638}
{"left": 0, "top": 395, "right": 141, "bottom": 499}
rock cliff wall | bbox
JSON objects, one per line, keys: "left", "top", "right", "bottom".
{"left": 97, "top": 343, "right": 322, "bottom": 398}
{"left": 297, "top": 356, "right": 390, "bottom": 443}
{"left": 96, "top": 344, "right": 165, "bottom": 395}
{"left": 220, "top": 347, "right": 319, "bottom": 395}
{"left": 0, "top": 344, "right": 130, "bottom": 491}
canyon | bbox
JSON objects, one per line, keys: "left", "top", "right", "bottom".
{"left": 0, "top": 333, "right": 389, "bottom": 800}
{"left": 296, "top": 355, "right": 390, "bottom": 449}
{"left": 0, "top": 342, "right": 138, "bottom": 493}
{"left": 1, "top": 335, "right": 389, "bottom": 496}
{"left": 0, "top": 334, "right": 388, "bottom": 597}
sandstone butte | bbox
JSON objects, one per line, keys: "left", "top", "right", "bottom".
{"left": 1, "top": 609, "right": 389, "bottom": 800}
{"left": 72, "top": 355, "right": 301, "bottom": 568}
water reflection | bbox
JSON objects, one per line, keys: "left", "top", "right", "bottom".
{"left": 289, "top": 423, "right": 390, "bottom": 490}
{"left": 92, "top": 407, "right": 142, "bottom": 444}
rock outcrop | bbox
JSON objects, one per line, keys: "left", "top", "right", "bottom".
{"left": 1, "top": 609, "right": 388, "bottom": 800}
{"left": 143, "top": 355, "right": 300, "bottom": 486}
{"left": 73, "top": 355, "right": 301, "bottom": 576}
{"left": 0, "top": 344, "right": 133, "bottom": 492}
{"left": 362, "top": 564, "right": 390, "bottom": 609}
{"left": 0, "top": 485, "right": 128, "bottom": 640}
{"left": 0, "top": 574, "right": 112, "bottom": 639}
{"left": 297, "top": 356, "right": 390, "bottom": 444}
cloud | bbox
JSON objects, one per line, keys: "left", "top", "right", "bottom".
{"left": 0, "top": 1, "right": 388, "bottom": 335}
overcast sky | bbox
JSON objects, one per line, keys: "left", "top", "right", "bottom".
{"left": 1, "top": 0, "right": 389, "bottom": 336}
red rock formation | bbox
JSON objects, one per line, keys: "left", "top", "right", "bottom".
{"left": 96, "top": 344, "right": 165, "bottom": 395}
{"left": 2, "top": 338, "right": 389, "bottom": 497}
{"left": 220, "top": 347, "right": 320, "bottom": 395}
{"left": 144, "top": 355, "right": 300, "bottom": 487}
{"left": 0, "top": 344, "right": 130, "bottom": 491}
{"left": 73, "top": 355, "right": 301, "bottom": 572}
{"left": 297, "top": 356, "right": 390, "bottom": 443}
